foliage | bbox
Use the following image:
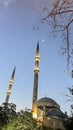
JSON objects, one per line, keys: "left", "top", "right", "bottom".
{"left": 63, "top": 85, "right": 73, "bottom": 130}
{"left": 68, "top": 86, "right": 73, "bottom": 114}
{"left": 38, "top": 125, "right": 55, "bottom": 130}
{"left": 1, "top": 110, "right": 59, "bottom": 130}
{"left": 0, "top": 103, "right": 16, "bottom": 129}
{"left": 63, "top": 116, "right": 73, "bottom": 130}
{"left": 0, "top": 108, "right": 65, "bottom": 130}
{"left": 1, "top": 110, "right": 37, "bottom": 130}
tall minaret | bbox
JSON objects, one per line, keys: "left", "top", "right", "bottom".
{"left": 5, "top": 67, "right": 16, "bottom": 104}
{"left": 32, "top": 42, "right": 40, "bottom": 119}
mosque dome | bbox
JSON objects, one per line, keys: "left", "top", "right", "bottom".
{"left": 46, "top": 108, "right": 66, "bottom": 119}
{"left": 37, "top": 97, "right": 67, "bottom": 120}
{"left": 37, "top": 97, "right": 60, "bottom": 109}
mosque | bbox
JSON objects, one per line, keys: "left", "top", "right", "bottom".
{"left": 5, "top": 43, "right": 67, "bottom": 130}
{"left": 32, "top": 43, "right": 67, "bottom": 130}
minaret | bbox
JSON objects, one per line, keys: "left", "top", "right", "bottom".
{"left": 5, "top": 67, "right": 16, "bottom": 104}
{"left": 32, "top": 42, "right": 40, "bottom": 119}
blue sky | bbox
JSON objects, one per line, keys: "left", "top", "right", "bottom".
{"left": 0, "top": 0, "right": 73, "bottom": 114}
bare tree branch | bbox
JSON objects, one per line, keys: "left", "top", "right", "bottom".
{"left": 34, "top": 0, "right": 73, "bottom": 69}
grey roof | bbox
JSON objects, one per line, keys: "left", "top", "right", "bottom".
{"left": 46, "top": 108, "right": 67, "bottom": 119}
{"left": 38, "top": 97, "right": 59, "bottom": 107}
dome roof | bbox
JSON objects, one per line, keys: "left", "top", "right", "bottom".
{"left": 37, "top": 97, "right": 60, "bottom": 108}
{"left": 46, "top": 108, "right": 67, "bottom": 119}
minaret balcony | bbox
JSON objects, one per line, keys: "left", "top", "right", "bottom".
{"left": 9, "top": 80, "right": 14, "bottom": 85}
{"left": 34, "top": 67, "right": 40, "bottom": 72}
{"left": 35, "top": 56, "right": 40, "bottom": 61}
{"left": 7, "top": 91, "right": 11, "bottom": 96}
